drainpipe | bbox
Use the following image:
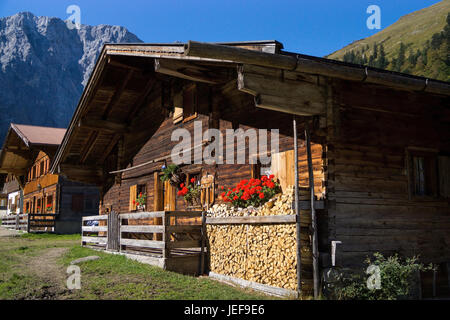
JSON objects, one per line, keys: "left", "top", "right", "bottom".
{"left": 305, "top": 121, "right": 320, "bottom": 299}
{"left": 293, "top": 116, "right": 302, "bottom": 296}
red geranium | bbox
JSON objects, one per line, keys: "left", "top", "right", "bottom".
{"left": 219, "top": 175, "right": 280, "bottom": 208}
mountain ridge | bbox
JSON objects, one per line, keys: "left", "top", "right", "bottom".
{"left": 0, "top": 11, "right": 143, "bottom": 144}
{"left": 326, "top": 1, "right": 450, "bottom": 81}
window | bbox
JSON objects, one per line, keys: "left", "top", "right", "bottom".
{"left": 183, "top": 84, "right": 197, "bottom": 121}
{"left": 39, "top": 161, "right": 44, "bottom": 176}
{"left": 407, "top": 149, "right": 438, "bottom": 198}
{"left": 71, "top": 194, "right": 84, "bottom": 212}
{"left": 46, "top": 195, "right": 53, "bottom": 212}
{"left": 128, "top": 184, "right": 147, "bottom": 211}
{"left": 438, "top": 156, "right": 450, "bottom": 198}
{"left": 36, "top": 198, "right": 42, "bottom": 213}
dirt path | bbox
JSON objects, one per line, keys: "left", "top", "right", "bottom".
{"left": 25, "top": 247, "right": 73, "bottom": 299}
{"left": 0, "top": 226, "right": 21, "bottom": 237}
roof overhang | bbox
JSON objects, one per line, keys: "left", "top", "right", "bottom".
{"left": 0, "top": 124, "right": 63, "bottom": 176}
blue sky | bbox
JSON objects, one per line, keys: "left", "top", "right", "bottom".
{"left": 0, "top": 0, "right": 442, "bottom": 56}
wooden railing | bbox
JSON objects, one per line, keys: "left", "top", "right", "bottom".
{"left": 119, "top": 211, "right": 204, "bottom": 259}
{"left": 81, "top": 211, "right": 206, "bottom": 273}
{"left": 81, "top": 215, "right": 108, "bottom": 248}
{"left": 17, "top": 214, "right": 28, "bottom": 231}
{"left": 28, "top": 214, "right": 56, "bottom": 232}
{"left": 1, "top": 215, "right": 19, "bottom": 229}
{"left": 1, "top": 213, "right": 54, "bottom": 232}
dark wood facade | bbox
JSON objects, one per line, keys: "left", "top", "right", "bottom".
{"left": 51, "top": 41, "right": 450, "bottom": 272}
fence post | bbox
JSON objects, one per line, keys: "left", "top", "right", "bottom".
{"left": 162, "top": 213, "right": 170, "bottom": 260}
{"left": 107, "top": 211, "right": 119, "bottom": 251}
{"left": 15, "top": 215, "right": 20, "bottom": 230}
{"left": 200, "top": 211, "right": 206, "bottom": 275}
{"left": 27, "top": 214, "right": 30, "bottom": 233}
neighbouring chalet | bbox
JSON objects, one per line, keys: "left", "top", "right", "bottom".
{"left": 0, "top": 124, "right": 100, "bottom": 233}
{"left": 0, "top": 174, "right": 20, "bottom": 216}
{"left": 50, "top": 41, "right": 450, "bottom": 295}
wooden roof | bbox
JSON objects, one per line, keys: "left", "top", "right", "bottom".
{"left": 0, "top": 124, "right": 65, "bottom": 176}
{"left": 50, "top": 40, "right": 450, "bottom": 184}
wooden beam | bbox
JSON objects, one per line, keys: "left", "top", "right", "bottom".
{"left": 80, "top": 131, "right": 100, "bottom": 164}
{"left": 305, "top": 122, "right": 319, "bottom": 299}
{"left": 126, "top": 78, "right": 157, "bottom": 123}
{"left": 186, "top": 41, "right": 450, "bottom": 96}
{"left": 237, "top": 65, "right": 326, "bottom": 116}
{"left": 3, "top": 147, "right": 30, "bottom": 158}
{"left": 107, "top": 56, "right": 142, "bottom": 71}
{"left": 97, "top": 134, "right": 121, "bottom": 165}
{"left": 78, "top": 118, "right": 128, "bottom": 134}
{"left": 155, "top": 58, "right": 227, "bottom": 84}
{"left": 206, "top": 215, "right": 297, "bottom": 225}
{"left": 59, "top": 164, "right": 102, "bottom": 175}
{"left": 185, "top": 40, "right": 297, "bottom": 70}
{"left": 0, "top": 168, "right": 26, "bottom": 175}
{"left": 102, "top": 69, "right": 134, "bottom": 119}
{"left": 59, "top": 164, "right": 102, "bottom": 183}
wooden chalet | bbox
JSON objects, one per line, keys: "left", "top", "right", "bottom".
{"left": 0, "top": 124, "right": 99, "bottom": 233}
{"left": 50, "top": 41, "right": 450, "bottom": 294}
{"left": 0, "top": 173, "right": 21, "bottom": 216}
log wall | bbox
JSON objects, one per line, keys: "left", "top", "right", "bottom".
{"left": 327, "top": 80, "right": 450, "bottom": 268}
{"left": 102, "top": 86, "right": 325, "bottom": 217}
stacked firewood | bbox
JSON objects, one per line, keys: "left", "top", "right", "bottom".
{"left": 207, "top": 186, "right": 312, "bottom": 291}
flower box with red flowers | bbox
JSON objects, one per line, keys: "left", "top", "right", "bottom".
{"left": 177, "top": 178, "right": 201, "bottom": 207}
{"left": 220, "top": 175, "right": 281, "bottom": 208}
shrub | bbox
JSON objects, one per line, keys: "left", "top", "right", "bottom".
{"left": 160, "top": 164, "right": 179, "bottom": 182}
{"left": 332, "top": 252, "right": 435, "bottom": 300}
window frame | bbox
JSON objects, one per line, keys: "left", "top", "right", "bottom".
{"left": 406, "top": 148, "right": 439, "bottom": 200}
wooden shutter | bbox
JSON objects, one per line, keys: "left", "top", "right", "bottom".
{"left": 251, "top": 163, "right": 261, "bottom": 179}
{"left": 154, "top": 173, "right": 164, "bottom": 211}
{"left": 271, "top": 150, "right": 295, "bottom": 192}
{"left": 173, "top": 91, "right": 183, "bottom": 124}
{"left": 439, "top": 156, "right": 450, "bottom": 198}
{"left": 163, "top": 180, "right": 176, "bottom": 211}
{"left": 182, "top": 84, "right": 197, "bottom": 122}
{"left": 129, "top": 185, "right": 137, "bottom": 211}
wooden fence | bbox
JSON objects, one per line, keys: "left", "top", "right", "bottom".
{"left": 1, "top": 213, "right": 56, "bottom": 232}
{"left": 1, "top": 215, "right": 20, "bottom": 229}
{"left": 81, "top": 211, "right": 206, "bottom": 274}
{"left": 28, "top": 214, "right": 56, "bottom": 232}
{"left": 81, "top": 215, "right": 108, "bottom": 249}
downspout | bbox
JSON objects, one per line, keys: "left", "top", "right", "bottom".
{"left": 305, "top": 121, "right": 320, "bottom": 299}
{"left": 293, "top": 116, "right": 302, "bottom": 296}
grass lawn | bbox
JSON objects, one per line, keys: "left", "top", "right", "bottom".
{"left": 0, "top": 232, "right": 272, "bottom": 300}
